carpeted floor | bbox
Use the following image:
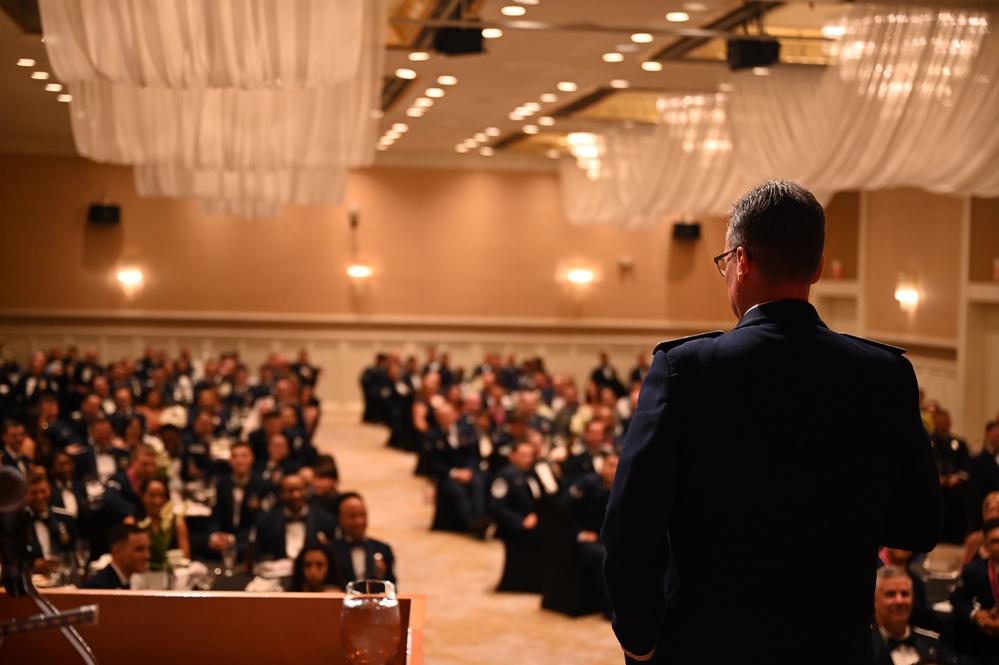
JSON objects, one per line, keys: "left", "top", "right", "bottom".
{"left": 314, "top": 416, "right": 622, "bottom": 665}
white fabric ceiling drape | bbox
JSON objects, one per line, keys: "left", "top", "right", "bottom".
{"left": 561, "top": 3, "right": 999, "bottom": 228}
{"left": 40, "top": 0, "right": 383, "bottom": 218}
{"left": 39, "top": 0, "right": 363, "bottom": 87}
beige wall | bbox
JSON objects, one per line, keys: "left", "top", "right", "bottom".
{"left": 970, "top": 197, "right": 999, "bottom": 283}
{"left": 862, "top": 187, "right": 963, "bottom": 343}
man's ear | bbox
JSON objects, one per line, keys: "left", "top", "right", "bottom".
{"left": 811, "top": 255, "right": 825, "bottom": 285}
{"left": 736, "top": 246, "right": 751, "bottom": 281}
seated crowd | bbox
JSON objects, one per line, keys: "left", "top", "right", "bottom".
{"left": 6, "top": 341, "right": 999, "bottom": 660}
{"left": 0, "top": 344, "right": 386, "bottom": 593}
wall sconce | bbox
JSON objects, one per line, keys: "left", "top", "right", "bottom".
{"left": 566, "top": 268, "right": 594, "bottom": 284}
{"left": 346, "top": 264, "right": 373, "bottom": 279}
{"left": 894, "top": 270, "right": 920, "bottom": 311}
{"left": 116, "top": 259, "right": 144, "bottom": 297}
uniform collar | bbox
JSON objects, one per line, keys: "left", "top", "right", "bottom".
{"left": 734, "top": 299, "right": 826, "bottom": 330}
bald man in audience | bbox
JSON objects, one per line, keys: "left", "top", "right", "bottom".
{"left": 255, "top": 474, "right": 336, "bottom": 561}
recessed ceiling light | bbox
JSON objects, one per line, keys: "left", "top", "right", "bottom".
{"left": 485, "top": 127, "right": 502, "bottom": 137}
{"left": 16, "top": 58, "right": 35, "bottom": 67}
{"left": 474, "top": 133, "right": 488, "bottom": 142}
{"left": 379, "top": 136, "right": 395, "bottom": 145}
{"left": 610, "top": 79, "right": 630, "bottom": 89}
{"left": 719, "top": 82, "right": 734, "bottom": 92}
{"left": 414, "top": 97, "right": 434, "bottom": 107}
{"left": 392, "top": 123, "right": 409, "bottom": 132}
{"left": 616, "top": 44, "right": 639, "bottom": 53}
{"left": 464, "top": 138, "right": 479, "bottom": 147}
{"left": 631, "top": 33, "right": 654, "bottom": 44}
{"left": 406, "top": 107, "right": 424, "bottom": 117}
{"left": 752, "top": 67, "right": 770, "bottom": 76}
{"left": 57, "top": 94, "right": 72, "bottom": 103}
{"left": 602, "top": 53, "right": 625, "bottom": 63}
{"left": 437, "top": 75, "right": 458, "bottom": 86}
{"left": 426, "top": 87, "right": 445, "bottom": 98}
{"left": 44, "top": 83, "right": 63, "bottom": 92}
{"left": 546, "top": 149, "right": 561, "bottom": 159}
{"left": 31, "top": 71, "right": 50, "bottom": 80}
{"left": 539, "top": 93, "right": 558, "bottom": 103}
{"left": 516, "top": 0, "right": 540, "bottom": 4}
{"left": 556, "top": 81, "right": 577, "bottom": 92}
{"left": 508, "top": 111, "right": 524, "bottom": 121}
{"left": 455, "top": 144, "right": 470, "bottom": 153}
{"left": 408, "top": 51, "right": 430, "bottom": 62}
{"left": 376, "top": 144, "right": 389, "bottom": 151}
{"left": 522, "top": 102, "right": 541, "bottom": 112}
{"left": 479, "top": 147, "right": 495, "bottom": 156}
{"left": 500, "top": 6, "right": 526, "bottom": 16}
{"left": 482, "top": 28, "right": 503, "bottom": 39}
{"left": 538, "top": 116, "right": 555, "bottom": 126}
{"left": 523, "top": 125, "right": 539, "bottom": 134}
{"left": 395, "top": 68, "right": 417, "bottom": 80}
{"left": 515, "top": 106, "right": 530, "bottom": 115}
{"left": 683, "top": 2, "right": 709, "bottom": 11}
{"left": 666, "top": 12, "right": 690, "bottom": 22}
{"left": 386, "top": 130, "right": 402, "bottom": 139}
{"left": 641, "top": 61, "right": 664, "bottom": 72}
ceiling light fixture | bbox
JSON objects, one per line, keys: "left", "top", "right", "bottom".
{"left": 414, "top": 97, "right": 434, "bottom": 107}
{"left": 395, "top": 68, "right": 417, "bottom": 80}
{"left": 485, "top": 127, "right": 502, "bottom": 137}
{"left": 666, "top": 12, "right": 690, "bottom": 22}
{"left": 437, "top": 75, "right": 458, "bottom": 86}
{"left": 540, "top": 93, "right": 558, "bottom": 103}
{"left": 346, "top": 264, "right": 374, "bottom": 279}
{"left": 538, "top": 116, "right": 555, "bottom": 126}
{"left": 683, "top": 2, "right": 709, "bottom": 11}
{"left": 406, "top": 107, "right": 424, "bottom": 117}
{"left": 556, "top": 81, "right": 577, "bottom": 92}
{"left": 44, "top": 83, "right": 63, "bottom": 92}
{"left": 31, "top": 71, "right": 50, "bottom": 80}
{"left": 500, "top": 6, "right": 527, "bottom": 16}
{"left": 566, "top": 269, "right": 594, "bottom": 284}
{"left": 610, "top": 79, "right": 630, "bottom": 89}
{"left": 508, "top": 111, "right": 524, "bottom": 121}
{"left": 455, "top": 144, "right": 470, "bottom": 153}
{"left": 392, "top": 123, "right": 409, "bottom": 132}
{"left": 523, "top": 125, "right": 539, "bottom": 134}
{"left": 474, "top": 132, "right": 488, "bottom": 142}
{"left": 482, "top": 28, "right": 503, "bottom": 39}
{"left": 426, "top": 88, "right": 445, "bottom": 98}
{"left": 408, "top": 51, "right": 430, "bottom": 62}
{"left": 631, "top": 33, "right": 654, "bottom": 44}
{"left": 16, "top": 58, "right": 35, "bottom": 67}
{"left": 57, "top": 94, "right": 72, "bottom": 103}
{"left": 546, "top": 149, "right": 561, "bottom": 159}
{"left": 522, "top": 102, "right": 541, "bottom": 112}
{"left": 602, "top": 53, "right": 625, "bottom": 63}
{"left": 479, "top": 147, "right": 495, "bottom": 156}
{"left": 642, "top": 61, "right": 664, "bottom": 72}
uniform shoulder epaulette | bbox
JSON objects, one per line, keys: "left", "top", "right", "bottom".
{"left": 654, "top": 331, "right": 724, "bottom": 354}
{"left": 912, "top": 626, "right": 941, "bottom": 640}
{"left": 840, "top": 333, "right": 906, "bottom": 355}
{"left": 51, "top": 506, "right": 74, "bottom": 517}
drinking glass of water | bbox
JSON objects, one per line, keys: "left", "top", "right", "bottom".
{"left": 340, "top": 580, "right": 402, "bottom": 665}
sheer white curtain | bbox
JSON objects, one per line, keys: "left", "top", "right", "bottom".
{"left": 40, "top": 0, "right": 383, "bottom": 218}
{"left": 39, "top": 0, "right": 363, "bottom": 87}
{"left": 560, "top": 94, "right": 757, "bottom": 227}
{"left": 562, "top": 4, "right": 999, "bottom": 226}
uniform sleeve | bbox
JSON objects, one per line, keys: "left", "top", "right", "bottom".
{"left": 881, "top": 357, "right": 942, "bottom": 552}
{"left": 600, "top": 350, "right": 678, "bottom": 657}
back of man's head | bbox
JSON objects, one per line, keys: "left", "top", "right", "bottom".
{"left": 109, "top": 523, "right": 144, "bottom": 550}
{"left": 727, "top": 180, "right": 825, "bottom": 283}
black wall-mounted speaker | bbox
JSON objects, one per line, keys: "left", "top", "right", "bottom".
{"left": 673, "top": 222, "right": 701, "bottom": 241}
{"left": 88, "top": 203, "right": 120, "bottom": 225}
{"left": 433, "top": 28, "right": 484, "bottom": 56}
{"left": 726, "top": 38, "right": 780, "bottom": 71}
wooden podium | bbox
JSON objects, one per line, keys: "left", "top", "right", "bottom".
{"left": 0, "top": 589, "right": 425, "bottom": 664}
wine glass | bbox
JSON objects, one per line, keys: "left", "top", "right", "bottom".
{"left": 340, "top": 580, "right": 402, "bottom": 665}
{"left": 193, "top": 568, "right": 217, "bottom": 591}
{"left": 221, "top": 545, "right": 237, "bottom": 577}
{"left": 74, "top": 539, "right": 91, "bottom": 579}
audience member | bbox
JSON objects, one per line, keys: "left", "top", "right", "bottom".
{"left": 255, "top": 474, "right": 336, "bottom": 561}
{"left": 932, "top": 410, "right": 978, "bottom": 543}
{"left": 952, "top": 518, "right": 999, "bottom": 664}
{"left": 309, "top": 454, "right": 340, "bottom": 518}
{"left": 971, "top": 421, "right": 999, "bottom": 500}
{"left": 331, "top": 492, "right": 396, "bottom": 586}
{"left": 1, "top": 418, "right": 30, "bottom": 476}
{"left": 25, "top": 469, "right": 76, "bottom": 576}
{"left": 207, "top": 441, "right": 271, "bottom": 561}
{"left": 873, "top": 566, "right": 958, "bottom": 665}
{"left": 103, "top": 443, "right": 158, "bottom": 522}
{"left": 428, "top": 402, "right": 488, "bottom": 538}
{"left": 290, "top": 541, "right": 343, "bottom": 592}
{"left": 489, "top": 442, "right": 542, "bottom": 547}
{"left": 83, "top": 523, "right": 151, "bottom": 589}
{"left": 138, "top": 477, "right": 191, "bottom": 567}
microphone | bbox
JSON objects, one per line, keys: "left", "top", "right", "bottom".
{"left": 0, "top": 466, "right": 31, "bottom": 597}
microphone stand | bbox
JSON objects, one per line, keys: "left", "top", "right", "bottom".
{"left": 0, "top": 505, "right": 99, "bottom": 664}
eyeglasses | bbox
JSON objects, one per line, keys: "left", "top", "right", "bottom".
{"left": 713, "top": 248, "right": 739, "bottom": 276}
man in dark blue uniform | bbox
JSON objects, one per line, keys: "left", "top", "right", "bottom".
{"left": 951, "top": 518, "right": 999, "bottom": 664}
{"left": 602, "top": 181, "right": 942, "bottom": 665}
{"left": 873, "top": 566, "right": 957, "bottom": 665}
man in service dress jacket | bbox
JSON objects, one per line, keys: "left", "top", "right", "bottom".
{"left": 602, "top": 181, "right": 942, "bottom": 665}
